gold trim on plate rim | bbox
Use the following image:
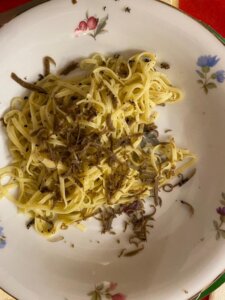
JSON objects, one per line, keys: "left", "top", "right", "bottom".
{"left": 0, "top": 1, "right": 224, "bottom": 299}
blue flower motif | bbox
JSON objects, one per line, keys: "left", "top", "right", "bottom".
{"left": 0, "top": 238, "right": 6, "bottom": 249}
{"left": 197, "top": 55, "right": 220, "bottom": 67}
{"left": 214, "top": 70, "right": 225, "bottom": 83}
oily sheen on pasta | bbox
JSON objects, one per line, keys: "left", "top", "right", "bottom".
{"left": 0, "top": 52, "right": 196, "bottom": 236}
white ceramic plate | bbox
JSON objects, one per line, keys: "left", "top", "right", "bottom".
{"left": 0, "top": 1, "right": 225, "bottom": 300}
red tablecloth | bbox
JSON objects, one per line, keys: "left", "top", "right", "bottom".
{"left": 0, "top": 0, "right": 225, "bottom": 38}
{"left": 0, "top": 0, "right": 30, "bottom": 12}
{"left": 180, "top": 0, "right": 225, "bottom": 37}
{"left": 1, "top": 0, "right": 224, "bottom": 38}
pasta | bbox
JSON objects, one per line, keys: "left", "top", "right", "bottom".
{"left": 0, "top": 52, "right": 196, "bottom": 237}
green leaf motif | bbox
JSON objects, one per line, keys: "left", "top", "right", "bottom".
{"left": 219, "top": 230, "right": 225, "bottom": 239}
{"left": 202, "top": 66, "right": 210, "bottom": 73}
{"left": 211, "top": 73, "right": 217, "bottom": 79}
{"left": 88, "top": 290, "right": 102, "bottom": 300}
{"left": 216, "top": 230, "right": 220, "bottom": 240}
{"left": 91, "top": 291, "right": 102, "bottom": 300}
{"left": 206, "top": 82, "right": 217, "bottom": 89}
{"left": 203, "top": 86, "right": 208, "bottom": 94}
{"left": 96, "top": 284, "right": 104, "bottom": 292}
{"left": 89, "top": 33, "right": 96, "bottom": 40}
{"left": 86, "top": 11, "right": 89, "bottom": 19}
{"left": 197, "top": 79, "right": 204, "bottom": 84}
{"left": 94, "top": 15, "right": 109, "bottom": 37}
{"left": 221, "top": 192, "right": 225, "bottom": 200}
{"left": 197, "top": 71, "right": 205, "bottom": 79}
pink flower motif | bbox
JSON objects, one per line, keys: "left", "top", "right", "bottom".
{"left": 111, "top": 293, "right": 127, "bottom": 300}
{"left": 78, "top": 20, "right": 88, "bottom": 31}
{"left": 74, "top": 13, "right": 108, "bottom": 40}
{"left": 87, "top": 16, "right": 99, "bottom": 30}
{"left": 108, "top": 282, "right": 118, "bottom": 291}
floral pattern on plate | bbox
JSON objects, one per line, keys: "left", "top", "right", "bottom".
{"left": 213, "top": 192, "right": 225, "bottom": 240}
{"left": 88, "top": 281, "right": 127, "bottom": 300}
{"left": 0, "top": 226, "right": 6, "bottom": 249}
{"left": 196, "top": 55, "right": 225, "bottom": 94}
{"left": 75, "top": 12, "right": 108, "bottom": 40}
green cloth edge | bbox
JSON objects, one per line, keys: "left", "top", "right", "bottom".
{"left": 197, "top": 272, "right": 225, "bottom": 299}
{"left": 199, "top": 21, "right": 225, "bottom": 45}
{"left": 196, "top": 20, "right": 225, "bottom": 300}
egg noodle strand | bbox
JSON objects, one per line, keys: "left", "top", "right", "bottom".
{"left": 0, "top": 52, "right": 196, "bottom": 236}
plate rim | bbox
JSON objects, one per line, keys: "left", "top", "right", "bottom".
{"left": 0, "top": 1, "right": 224, "bottom": 300}
{"left": 2, "top": 0, "right": 225, "bottom": 46}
